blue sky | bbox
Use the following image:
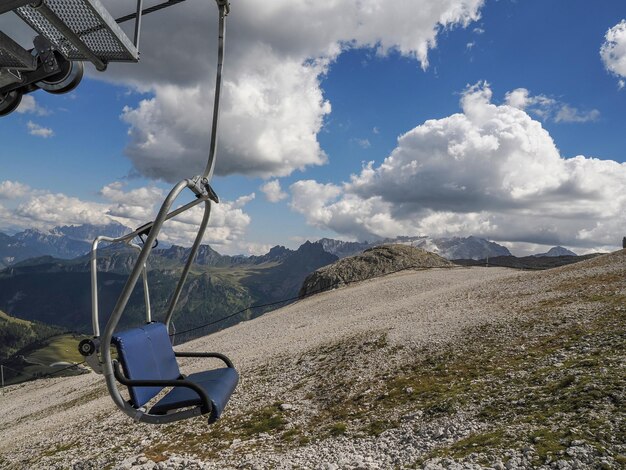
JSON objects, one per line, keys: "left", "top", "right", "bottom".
{"left": 1, "top": 0, "right": 625, "bottom": 255}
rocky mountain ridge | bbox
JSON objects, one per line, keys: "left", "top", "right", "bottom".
{"left": 299, "top": 244, "right": 453, "bottom": 298}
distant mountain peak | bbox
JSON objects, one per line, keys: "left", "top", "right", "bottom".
{"left": 534, "top": 246, "right": 578, "bottom": 257}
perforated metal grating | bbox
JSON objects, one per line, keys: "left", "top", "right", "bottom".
{"left": 0, "top": 31, "right": 35, "bottom": 69}
{"left": 15, "top": 0, "right": 138, "bottom": 63}
{"left": 0, "top": 48, "right": 28, "bottom": 68}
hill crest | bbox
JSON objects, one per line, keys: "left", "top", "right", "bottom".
{"left": 299, "top": 244, "right": 453, "bottom": 298}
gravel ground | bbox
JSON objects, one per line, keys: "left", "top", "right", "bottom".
{"left": 0, "top": 251, "right": 623, "bottom": 469}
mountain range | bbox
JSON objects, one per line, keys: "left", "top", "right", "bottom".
{"left": 0, "top": 223, "right": 523, "bottom": 272}
{"left": 0, "top": 223, "right": 580, "bottom": 343}
{"left": 320, "top": 235, "right": 513, "bottom": 260}
{"left": 0, "top": 222, "right": 129, "bottom": 268}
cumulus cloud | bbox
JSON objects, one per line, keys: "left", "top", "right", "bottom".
{"left": 504, "top": 88, "right": 599, "bottom": 123}
{"left": 260, "top": 180, "right": 287, "bottom": 203}
{"left": 13, "top": 193, "right": 109, "bottom": 227}
{"left": 554, "top": 105, "right": 600, "bottom": 123}
{"left": 27, "top": 121, "right": 54, "bottom": 138}
{"left": 289, "top": 82, "right": 626, "bottom": 251}
{"left": 0, "top": 180, "right": 255, "bottom": 252}
{"left": 601, "top": 20, "right": 626, "bottom": 86}
{"left": 0, "top": 180, "right": 31, "bottom": 199}
{"left": 16, "top": 95, "right": 50, "bottom": 116}
{"left": 156, "top": 194, "right": 254, "bottom": 249}
{"left": 95, "top": 0, "right": 484, "bottom": 181}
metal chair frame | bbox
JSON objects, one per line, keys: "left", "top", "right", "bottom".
{"left": 74, "top": 0, "right": 232, "bottom": 424}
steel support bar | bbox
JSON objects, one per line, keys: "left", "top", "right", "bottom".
{"left": 164, "top": 200, "right": 212, "bottom": 329}
{"left": 32, "top": 1, "right": 107, "bottom": 71}
{"left": 132, "top": 0, "right": 143, "bottom": 47}
{"left": 126, "top": 197, "right": 205, "bottom": 242}
{"left": 90, "top": 238, "right": 149, "bottom": 338}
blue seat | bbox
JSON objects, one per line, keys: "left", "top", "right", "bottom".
{"left": 150, "top": 368, "right": 239, "bottom": 417}
{"left": 112, "top": 322, "right": 238, "bottom": 421}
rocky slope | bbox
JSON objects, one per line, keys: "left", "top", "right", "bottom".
{"left": 299, "top": 244, "right": 453, "bottom": 298}
{"left": 0, "top": 250, "right": 623, "bottom": 469}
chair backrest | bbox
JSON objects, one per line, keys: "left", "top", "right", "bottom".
{"left": 112, "top": 322, "right": 180, "bottom": 407}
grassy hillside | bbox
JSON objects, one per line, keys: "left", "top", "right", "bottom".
{"left": 0, "top": 310, "right": 63, "bottom": 360}
{"left": 1, "top": 332, "right": 87, "bottom": 386}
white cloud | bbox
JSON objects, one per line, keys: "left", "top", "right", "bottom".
{"left": 14, "top": 193, "right": 109, "bottom": 227}
{"left": 100, "top": 182, "right": 165, "bottom": 220}
{"left": 16, "top": 95, "right": 50, "bottom": 116}
{"left": 352, "top": 138, "right": 372, "bottom": 149}
{"left": 504, "top": 88, "right": 599, "bottom": 123}
{"left": 121, "top": 57, "right": 331, "bottom": 180}
{"left": 97, "top": 0, "right": 485, "bottom": 181}
{"left": 554, "top": 105, "right": 600, "bottom": 123}
{"left": 0, "top": 181, "right": 255, "bottom": 252}
{"left": 601, "top": 20, "right": 626, "bottom": 85}
{"left": 157, "top": 195, "right": 254, "bottom": 249}
{"left": 26, "top": 121, "right": 54, "bottom": 138}
{"left": 289, "top": 82, "right": 626, "bottom": 251}
{"left": 290, "top": 180, "right": 343, "bottom": 227}
{"left": 260, "top": 180, "right": 287, "bottom": 203}
{"left": 0, "top": 180, "right": 30, "bottom": 199}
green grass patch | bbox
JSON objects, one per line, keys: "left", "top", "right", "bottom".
{"left": 231, "top": 404, "right": 287, "bottom": 437}
{"left": 328, "top": 422, "right": 347, "bottom": 436}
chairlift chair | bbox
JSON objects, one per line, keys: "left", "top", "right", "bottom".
{"left": 5, "top": 0, "right": 240, "bottom": 425}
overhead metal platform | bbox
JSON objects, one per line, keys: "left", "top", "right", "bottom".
{"left": 1, "top": 0, "right": 191, "bottom": 116}
{"left": 14, "top": 0, "right": 139, "bottom": 71}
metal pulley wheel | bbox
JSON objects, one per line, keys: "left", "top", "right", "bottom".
{"left": 0, "top": 90, "right": 22, "bottom": 116}
{"left": 36, "top": 52, "right": 84, "bottom": 95}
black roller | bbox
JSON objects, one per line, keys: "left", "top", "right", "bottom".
{"left": 78, "top": 338, "right": 97, "bottom": 356}
{"left": 37, "top": 53, "right": 84, "bottom": 95}
{"left": 0, "top": 90, "right": 23, "bottom": 116}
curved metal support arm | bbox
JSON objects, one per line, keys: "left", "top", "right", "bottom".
{"left": 113, "top": 361, "right": 213, "bottom": 414}
{"left": 174, "top": 351, "right": 234, "bottom": 369}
